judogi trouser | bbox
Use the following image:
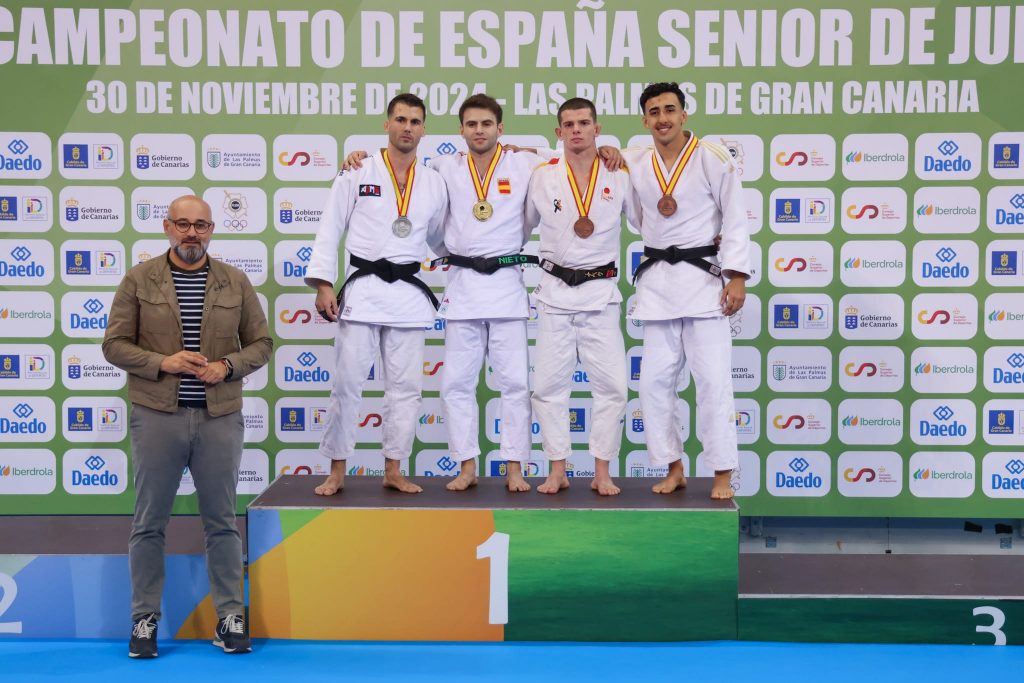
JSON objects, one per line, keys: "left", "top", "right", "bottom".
{"left": 442, "top": 318, "right": 531, "bottom": 463}
{"left": 319, "top": 320, "right": 424, "bottom": 461}
{"left": 532, "top": 303, "right": 627, "bottom": 462}
{"left": 639, "top": 316, "right": 738, "bottom": 471}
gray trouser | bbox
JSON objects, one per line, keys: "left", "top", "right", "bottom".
{"left": 129, "top": 404, "right": 244, "bottom": 621}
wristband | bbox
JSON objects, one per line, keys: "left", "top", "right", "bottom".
{"left": 220, "top": 358, "right": 234, "bottom": 380}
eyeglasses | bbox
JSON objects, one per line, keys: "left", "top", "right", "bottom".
{"left": 169, "top": 219, "right": 214, "bottom": 234}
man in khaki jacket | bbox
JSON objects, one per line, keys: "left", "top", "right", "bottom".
{"left": 103, "top": 194, "right": 272, "bottom": 659}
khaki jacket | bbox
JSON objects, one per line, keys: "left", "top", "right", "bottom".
{"left": 102, "top": 251, "right": 273, "bottom": 416}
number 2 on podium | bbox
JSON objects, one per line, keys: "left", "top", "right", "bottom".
{"left": 476, "top": 532, "right": 510, "bottom": 625}
{"left": 0, "top": 573, "right": 22, "bottom": 634}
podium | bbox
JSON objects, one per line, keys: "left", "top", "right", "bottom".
{"left": 248, "top": 475, "right": 739, "bottom": 642}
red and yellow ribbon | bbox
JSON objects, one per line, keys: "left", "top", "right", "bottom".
{"left": 468, "top": 144, "right": 503, "bottom": 202}
{"left": 652, "top": 132, "right": 699, "bottom": 198}
{"left": 382, "top": 149, "right": 416, "bottom": 217}
{"left": 566, "top": 156, "right": 600, "bottom": 220}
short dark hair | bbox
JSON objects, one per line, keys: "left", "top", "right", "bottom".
{"left": 557, "top": 97, "right": 597, "bottom": 125}
{"left": 639, "top": 82, "right": 686, "bottom": 114}
{"left": 459, "top": 94, "right": 503, "bottom": 124}
{"left": 387, "top": 93, "right": 426, "bottom": 120}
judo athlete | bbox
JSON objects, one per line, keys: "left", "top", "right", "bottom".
{"left": 305, "top": 93, "right": 448, "bottom": 495}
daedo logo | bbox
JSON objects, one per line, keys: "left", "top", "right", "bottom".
{"left": 63, "top": 450, "right": 127, "bottom": 494}
{"left": 983, "top": 453, "right": 1024, "bottom": 498}
{"left": 62, "top": 294, "right": 111, "bottom": 335}
{"left": 275, "top": 348, "right": 331, "bottom": 389}
{"left": 915, "top": 133, "right": 981, "bottom": 180}
{"left": 0, "top": 401, "right": 48, "bottom": 437}
{"left": 984, "top": 348, "right": 1024, "bottom": 392}
{"left": 0, "top": 134, "right": 50, "bottom": 179}
{"left": 913, "top": 241, "right": 978, "bottom": 286}
{"left": 0, "top": 240, "right": 51, "bottom": 284}
{"left": 274, "top": 241, "right": 313, "bottom": 286}
{"left": 986, "top": 187, "right": 1024, "bottom": 231}
{"left": 912, "top": 401, "right": 973, "bottom": 444}
{"left": 767, "top": 451, "right": 830, "bottom": 497}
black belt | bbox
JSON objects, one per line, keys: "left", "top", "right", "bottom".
{"left": 430, "top": 253, "right": 539, "bottom": 275}
{"left": 540, "top": 260, "right": 618, "bottom": 287}
{"left": 632, "top": 245, "right": 721, "bottom": 285}
{"left": 338, "top": 255, "right": 439, "bottom": 310}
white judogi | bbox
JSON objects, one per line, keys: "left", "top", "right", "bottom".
{"left": 525, "top": 156, "right": 639, "bottom": 462}
{"left": 430, "top": 148, "right": 544, "bottom": 463}
{"left": 623, "top": 135, "right": 751, "bottom": 471}
{"left": 306, "top": 154, "right": 447, "bottom": 462}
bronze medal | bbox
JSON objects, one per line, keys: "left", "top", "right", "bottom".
{"left": 657, "top": 195, "right": 678, "bottom": 217}
{"left": 573, "top": 217, "right": 595, "bottom": 238}
{"left": 472, "top": 200, "right": 494, "bottom": 221}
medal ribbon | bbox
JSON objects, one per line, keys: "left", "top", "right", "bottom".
{"left": 382, "top": 150, "right": 416, "bottom": 218}
{"left": 652, "top": 132, "right": 699, "bottom": 199}
{"left": 468, "top": 143, "right": 503, "bottom": 202}
{"left": 566, "top": 156, "right": 600, "bottom": 220}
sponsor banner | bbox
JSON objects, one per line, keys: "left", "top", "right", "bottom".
{"left": 59, "top": 186, "right": 125, "bottom": 233}
{"left": 911, "top": 399, "right": 976, "bottom": 446}
{"left": 839, "top": 346, "right": 904, "bottom": 393}
{"left": 61, "top": 344, "right": 125, "bottom": 390}
{"left": 983, "top": 346, "right": 1024, "bottom": 393}
{"left": 626, "top": 397, "right": 688, "bottom": 446}
{"left": 914, "top": 133, "right": 981, "bottom": 180}
{"left": 768, "top": 240, "right": 833, "bottom": 287}
{"left": 421, "top": 345, "right": 445, "bottom": 391}
{"left": 0, "top": 185, "right": 52, "bottom": 232}
{"left": 743, "top": 188, "right": 763, "bottom": 235}
{"left": 841, "top": 133, "right": 908, "bottom": 181}
{"left": 766, "top": 345, "right": 832, "bottom": 393}
{"left": 346, "top": 449, "right": 409, "bottom": 477}
{"left": 0, "top": 291, "right": 55, "bottom": 337}
{"left": 131, "top": 239, "right": 171, "bottom": 265}
{"left": 768, "top": 188, "right": 834, "bottom": 234}
{"left": 838, "top": 293, "right": 904, "bottom": 341}
{"left": 59, "top": 240, "right": 124, "bottom": 286}
{"left": 981, "top": 399, "right": 1024, "bottom": 447}
{"left": 273, "top": 134, "right": 339, "bottom": 181}
{"left": 236, "top": 449, "right": 270, "bottom": 495}
{"left": 909, "top": 451, "right": 975, "bottom": 498}
{"left": 483, "top": 450, "right": 548, "bottom": 478}
{"left": 988, "top": 132, "right": 1024, "bottom": 181}
{"left": 274, "top": 397, "right": 331, "bottom": 444}
{"left": 202, "top": 186, "right": 267, "bottom": 234}
{"left": 625, "top": 345, "right": 689, "bottom": 394}
{"left": 0, "top": 239, "right": 53, "bottom": 286}
{"left": 624, "top": 450, "right": 677, "bottom": 480}
{"left": 562, "top": 451, "right": 621, "bottom": 479}
{"left": 766, "top": 398, "right": 831, "bottom": 445}
{"left": 61, "top": 397, "right": 127, "bottom": 443}
{"left": 242, "top": 396, "right": 269, "bottom": 444}
{"left": 202, "top": 133, "right": 267, "bottom": 181}
{"left": 0, "top": 344, "right": 54, "bottom": 391}
{"left": 912, "top": 186, "right": 981, "bottom": 234}
{"left": 485, "top": 397, "right": 540, "bottom": 445}
{"left": 0, "top": 449, "right": 56, "bottom": 494}
{"left": 419, "top": 247, "right": 450, "bottom": 288}
{"left": 911, "top": 293, "right": 978, "bottom": 340}
{"left": 60, "top": 291, "right": 114, "bottom": 338}
{"left": 130, "top": 186, "right": 193, "bottom": 233}
{"left": 63, "top": 449, "right": 128, "bottom": 495}
{"left": 984, "top": 293, "right": 1024, "bottom": 340}
{"left": 728, "top": 292, "right": 761, "bottom": 340}
{"left": 837, "top": 399, "right": 904, "bottom": 445}
{"left": 208, "top": 240, "right": 268, "bottom": 285}
{"left": 0, "top": 396, "right": 55, "bottom": 443}
{"left": 912, "top": 240, "right": 978, "bottom": 287}
{"left": 731, "top": 346, "right": 761, "bottom": 393}
{"left": 766, "top": 451, "right": 831, "bottom": 497}
{"left": 911, "top": 347, "right": 978, "bottom": 394}
{"left": 414, "top": 449, "right": 460, "bottom": 477}
{"left": 986, "top": 240, "right": 1024, "bottom": 287}
{"left": 416, "top": 397, "right": 448, "bottom": 443}
{"left": 768, "top": 293, "right": 833, "bottom": 340}
{"left": 275, "top": 449, "right": 333, "bottom": 478}
{"left": 273, "top": 187, "right": 329, "bottom": 234}
{"left": 839, "top": 240, "right": 906, "bottom": 287}
{"left": 746, "top": 242, "right": 762, "bottom": 287}
{"left": 986, "top": 186, "right": 1024, "bottom": 234}
{"left": 840, "top": 186, "right": 907, "bottom": 234}
{"left": 624, "top": 294, "right": 644, "bottom": 341}
{"left": 130, "top": 133, "right": 196, "bottom": 181}
{"left": 837, "top": 451, "right": 903, "bottom": 498}
{"left": 696, "top": 450, "right": 760, "bottom": 497}
{"left": 274, "top": 293, "right": 336, "bottom": 340}
{"left": 0, "top": 132, "right": 51, "bottom": 180}
{"left": 981, "top": 452, "right": 1024, "bottom": 498}
{"left": 734, "top": 398, "right": 760, "bottom": 445}
{"left": 770, "top": 134, "right": 835, "bottom": 182}
{"left": 702, "top": 134, "right": 764, "bottom": 181}
{"left": 57, "top": 133, "right": 123, "bottom": 180}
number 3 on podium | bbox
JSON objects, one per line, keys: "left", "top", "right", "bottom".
{"left": 476, "top": 532, "right": 510, "bottom": 625}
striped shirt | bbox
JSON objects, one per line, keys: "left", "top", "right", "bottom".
{"left": 170, "top": 258, "right": 209, "bottom": 406}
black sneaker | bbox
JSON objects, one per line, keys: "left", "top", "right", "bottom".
{"left": 213, "top": 614, "right": 252, "bottom": 654}
{"left": 129, "top": 613, "right": 159, "bottom": 659}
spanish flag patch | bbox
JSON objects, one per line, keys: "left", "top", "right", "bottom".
{"left": 497, "top": 178, "right": 511, "bottom": 194}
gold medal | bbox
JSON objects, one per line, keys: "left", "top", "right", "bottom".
{"left": 651, "top": 132, "right": 698, "bottom": 220}
{"left": 566, "top": 156, "right": 600, "bottom": 240}
{"left": 382, "top": 148, "right": 416, "bottom": 237}
{"left": 468, "top": 144, "right": 502, "bottom": 223}
{"left": 472, "top": 200, "right": 494, "bottom": 221}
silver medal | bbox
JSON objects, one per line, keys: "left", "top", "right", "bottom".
{"left": 392, "top": 216, "right": 412, "bottom": 238}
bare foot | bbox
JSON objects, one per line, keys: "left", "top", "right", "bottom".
{"left": 314, "top": 459, "right": 346, "bottom": 496}
{"left": 591, "top": 458, "right": 620, "bottom": 496}
{"left": 506, "top": 461, "right": 531, "bottom": 492}
{"left": 382, "top": 458, "right": 422, "bottom": 494}
{"left": 652, "top": 460, "right": 687, "bottom": 494}
{"left": 446, "top": 459, "right": 478, "bottom": 491}
{"left": 711, "top": 470, "right": 735, "bottom": 499}
{"left": 537, "top": 460, "right": 569, "bottom": 494}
